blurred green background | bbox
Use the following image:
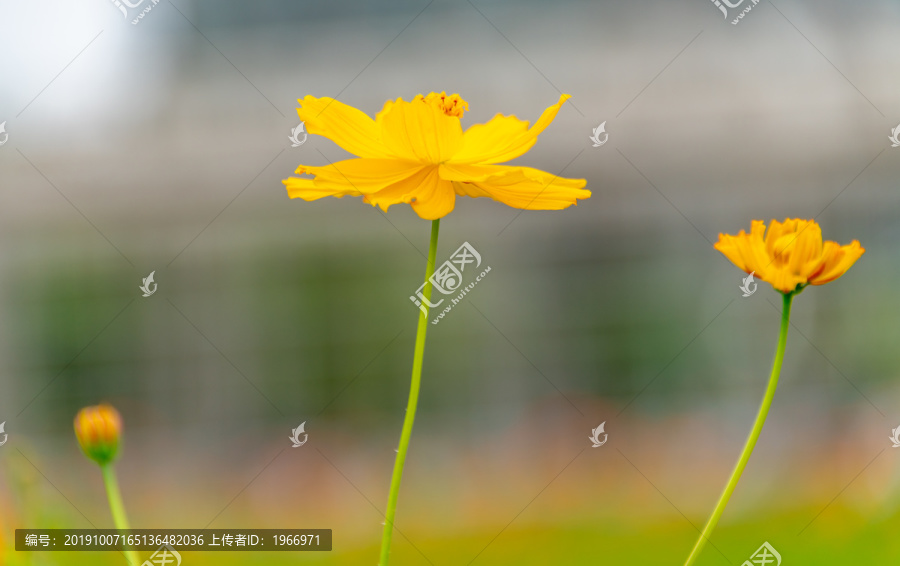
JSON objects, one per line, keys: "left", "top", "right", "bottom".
{"left": 1, "top": 0, "right": 900, "bottom": 564}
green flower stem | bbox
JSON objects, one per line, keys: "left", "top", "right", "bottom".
{"left": 379, "top": 219, "right": 440, "bottom": 566}
{"left": 101, "top": 463, "right": 140, "bottom": 566}
{"left": 684, "top": 291, "right": 793, "bottom": 566}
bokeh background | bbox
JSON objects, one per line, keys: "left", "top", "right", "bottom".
{"left": 1, "top": 0, "right": 899, "bottom": 564}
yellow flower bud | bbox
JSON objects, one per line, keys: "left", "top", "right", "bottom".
{"left": 74, "top": 404, "right": 122, "bottom": 466}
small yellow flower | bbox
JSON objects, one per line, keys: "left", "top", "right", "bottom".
{"left": 715, "top": 218, "right": 865, "bottom": 294}
{"left": 74, "top": 404, "right": 122, "bottom": 466}
{"left": 283, "top": 92, "right": 590, "bottom": 220}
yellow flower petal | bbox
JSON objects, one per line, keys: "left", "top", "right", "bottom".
{"left": 296, "top": 96, "right": 395, "bottom": 159}
{"left": 451, "top": 94, "right": 572, "bottom": 164}
{"left": 787, "top": 221, "right": 823, "bottom": 274}
{"left": 439, "top": 163, "right": 589, "bottom": 210}
{"left": 714, "top": 220, "right": 767, "bottom": 275}
{"left": 363, "top": 166, "right": 456, "bottom": 219}
{"left": 409, "top": 167, "right": 456, "bottom": 219}
{"left": 284, "top": 177, "right": 357, "bottom": 201}
{"left": 379, "top": 96, "right": 464, "bottom": 163}
{"left": 808, "top": 240, "right": 865, "bottom": 286}
{"left": 283, "top": 158, "right": 425, "bottom": 201}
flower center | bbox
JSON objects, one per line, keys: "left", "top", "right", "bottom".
{"left": 423, "top": 92, "right": 468, "bottom": 118}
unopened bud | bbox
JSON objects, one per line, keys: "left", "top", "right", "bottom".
{"left": 74, "top": 404, "right": 122, "bottom": 466}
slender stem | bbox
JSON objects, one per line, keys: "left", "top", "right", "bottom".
{"left": 684, "top": 291, "right": 793, "bottom": 566}
{"left": 101, "top": 464, "right": 141, "bottom": 566}
{"left": 379, "top": 219, "right": 440, "bottom": 566}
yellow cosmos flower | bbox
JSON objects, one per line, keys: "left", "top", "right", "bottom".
{"left": 688, "top": 219, "right": 864, "bottom": 565}
{"left": 283, "top": 92, "right": 590, "bottom": 220}
{"left": 714, "top": 218, "right": 864, "bottom": 294}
